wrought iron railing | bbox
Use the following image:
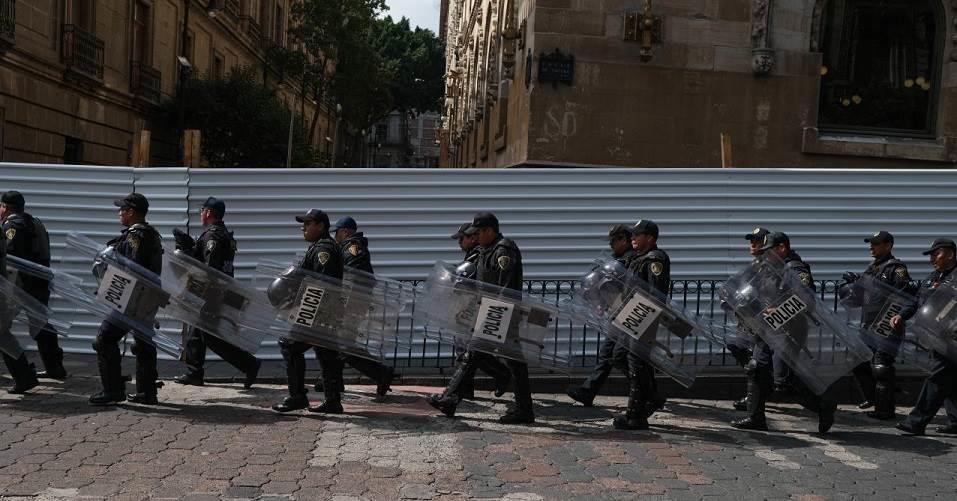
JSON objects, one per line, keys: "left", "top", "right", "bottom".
{"left": 61, "top": 24, "right": 104, "bottom": 81}
{"left": 130, "top": 61, "right": 161, "bottom": 104}
{"left": 240, "top": 15, "right": 261, "bottom": 44}
{"left": 224, "top": 0, "right": 240, "bottom": 21}
{"left": 386, "top": 279, "right": 933, "bottom": 373}
{"left": 0, "top": 0, "right": 15, "bottom": 45}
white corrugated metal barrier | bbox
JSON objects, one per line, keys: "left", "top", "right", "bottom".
{"left": 2, "top": 163, "right": 956, "bottom": 368}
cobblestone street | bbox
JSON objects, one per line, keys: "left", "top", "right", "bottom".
{"left": 1, "top": 370, "right": 956, "bottom": 501}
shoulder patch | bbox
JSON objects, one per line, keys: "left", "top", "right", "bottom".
{"left": 127, "top": 234, "right": 140, "bottom": 251}
{"left": 650, "top": 262, "right": 664, "bottom": 276}
{"left": 318, "top": 251, "right": 331, "bottom": 265}
{"left": 799, "top": 271, "right": 812, "bottom": 286}
{"left": 497, "top": 255, "right": 511, "bottom": 271}
{"left": 207, "top": 240, "right": 217, "bottom": 252}
{"left": 348, "top": 244, "right": 360, "bottom": 257}
{"left": 5, "top": 228, "right": 14, "bottom": 241}
{"left": 895, "top": 266, "right": 908, "bottom": 279}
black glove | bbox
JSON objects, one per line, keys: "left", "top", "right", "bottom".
{"left": 172, "top": 228, "right": 194, "bottom": 252}
{"left": 842, "top": 271, "right": 860, "bottom": 284}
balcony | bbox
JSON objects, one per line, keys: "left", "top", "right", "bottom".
{"left": 225, "top": 0, "right": 240, "bottom": 22}
{"left": 240, "top": 15, "right": 261, "bottom": 44}
{"left": 61, "top": 24, "right": 104, "bottom": 83}
{"left": 0, "top": 0, "right": 14, "bottom": 50}
{"left": 130, "top": 61, "right": 161, "bottom": 105}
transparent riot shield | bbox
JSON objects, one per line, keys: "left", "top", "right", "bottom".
{"left": 64, "top": 232, "right": 197, "bottom": 358}
{"left": 162, "top": 248, "right": 272, "bottom": 355}
{"left": 4, "top": 255, "right": 73, "bottom": 340}
{"left": 572, "top": 257, "right": 719, "bottom": 388}
{"left": 415, "top": 262, "right": 590, "bottom": 371}
{"left": 839, "top": 274, "right": 917, "bottom": 356}
{"left": 719, "top": 252, "right": 872, "bottom": 395}
{"left": 256, "top": 260, "right": 391, "bottom": 362}
{"left": 0, "top": 273, "right": 40, "bottom": 358}
{"left": 341, "top": 267, "right": 416, "bottom": 352}
{"left": 910, "top": 280, "right": 957, "bottom": 364}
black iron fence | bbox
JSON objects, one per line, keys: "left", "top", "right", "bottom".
{"left": 130, "top": 61, "right": 161, "bottom": 104}
{"left": 61, "top": 24, "right": 105, "bottom": 81}
{"left": 0, "top": 0, "right": 14, "bottom": 42}
{"left": 386, "top": 279, "right": 932, "bottom": 373}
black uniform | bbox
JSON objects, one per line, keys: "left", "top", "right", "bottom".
{"left": 276, "top": 234, "right": 344, "bottom": 411}
{"left": 318, "top": 232, "right": 396, "bottom": 398}
{"left": 1, "top": 235, "right": 40, "bottom": 393}
{"left": 569, "top": 248, "right": 637, "bottom": 404}
{"left": 92, "top": 222, "right": 164, "bottom": 402}
{"left": 735, "top": 250, "right": 836, "bottom": 431}
{"left": 843, "top": 254, "right": 913, "bottom": 418}
{"left": 178, "top": 222, "right": 260, "bottom": 382}
{"left": 899, "top": 263, "right": 957, "bottom": 433}
{"left": 613, "top": 246, "right": 670, "bottom": 428}
{"left": 2, "top": 211, "right": 66, "bottom": 377}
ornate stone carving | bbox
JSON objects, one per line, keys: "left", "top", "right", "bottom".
{"left": 750, "top": 0, "right": 775, "bottom": 76}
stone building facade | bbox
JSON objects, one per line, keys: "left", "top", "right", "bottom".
{"left": 440, "top": 0, "right": 957, "bottom": 168}
{"left": 0, "top": 0, "right": 333, "bottom": 165}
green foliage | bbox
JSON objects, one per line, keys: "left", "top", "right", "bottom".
{"left": 158, "top": 67, "right": 316, "bottom": 167}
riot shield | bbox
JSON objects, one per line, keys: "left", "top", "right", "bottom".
{"left": 162, "top": 248, "right": 271, "bottom": 355}
{"left": 414, "top": 262, "right": 589, "bottom": 371}
{"left": 341, "top": 267, "right": 416, "bottom": 352}
{"left": 910, "top": 280, "right": 957, "bottom": 364}
{"left": 63, "top": 232, "right": 194, "bottom": 358}
{"left": 0, "top": 273, "right": 45, "bottom": 358}
{"left": 572, "top": 257, "right": 719, "bottom": 388}
{"left": 839, "top": 274, "right": 917, "bottom": 356}
{"left": 3, "top": 256, "right": 73, "bottom": 339}
{"left": 256, "top": 260, "right": 391, "bottom": 362}
{"left": 719, "top": 252, "right": 872, "bottom": 395}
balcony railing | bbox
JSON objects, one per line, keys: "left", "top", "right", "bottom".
{"left": 240, "top": 15, "right": 261, "bottom": 44}
{"left": 130, "top": 61, "right": 161, "bottom": 104}
{"left": 61, "top": 24, "right": 104, "bottom": 82}
{"left": 0, "top": 0, "right": 15, "bottom": 48}
{"left": 225, "top": 0, "right": 240, "bottom": 22}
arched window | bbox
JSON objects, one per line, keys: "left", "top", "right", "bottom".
{"left": 817, "top": 0, "right": 942, "bottom": 137}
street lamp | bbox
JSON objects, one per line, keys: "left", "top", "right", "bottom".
{"left": 331, "top": 103, "right": 342, "bottom": 167}
{"left": 177, "top": 0, "right": 220, "bottom": 166}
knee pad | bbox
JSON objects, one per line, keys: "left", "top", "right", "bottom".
{"left": 873, "top": 364, "right": 895, "bottom": 382}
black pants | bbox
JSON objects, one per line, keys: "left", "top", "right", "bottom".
{"left": 442, "top": 350, "right": 512, "bottom": 400}
{"left": 2, "top": 351, "right": 36, "bottom": 386}
{"left": 315, "top": 348, "right": 391, "bottom": 385}
{"left": 33, "top": 323, "right": 65, "bottom": 373}
{"left": 903, "top": 355, "right": 957, "bottom": 430}
{"left": 851, "top": 349, "right": 897, "bottom": 413}
{"left": 506, "top": 358, "right": 533, "bottom": 414}
{"left": 749, "top": 339, "right": 830, "bottom": 419}
{"left": 454, "top": 344, "right": 511, "bottom": 396}
{"left": 281, "top": 339, "right": 341, "bottom": 403}
{"left": 579, "top": 337, "right": 629, "bottom": 395}
{"left": 183, "top": 328, "right": 258, "bottom": 377}
{"left": 94, "top": 321, "right": 156, "bottom": 397}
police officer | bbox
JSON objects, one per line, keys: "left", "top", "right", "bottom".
{"left": 427, "top": 212, "right": 533, "bottom": 424}
{"left": 272, "top": 209, "right": 345, "bottom": 413}
{"left": 318, "top": 216, "right": 395, "bottom": 399}
{"left": 566, "top": 224, "right": 636, "bottom": 408}
{"left": 448, "top": 222, "right": 510, "bottom": 401}
{"left": 730, "top": 227, "right": 770, "bottom": 411}
{"left": 172, "top": 197, "right": 262, "bottom": 389}
{"left": 840, "top": 231, "right": 913, "bottom": 420}
{"left": 731, "top": 232, "right": 837, "bottom": 433}
{"left": 90, "top": 193, "right": 164, "bottom": 406}
{"left": 896, "top": 238, "right": 957, "bottom": 435}
{"left": 0, "top": 191, "right": 67, "bottom": 379}
{"left": 614, "top": 219, "right": 670, "bottom": 430}
{"left": 0, "top": 229, "right": 40, "bottom": 394}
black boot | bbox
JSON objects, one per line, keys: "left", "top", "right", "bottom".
{"left": 733, "top": 395, "right": 751, "bottom": 411}
{"left": 35, "top": 329, "right": 67, "bottom": 379}
{"left": 3, "top": 353, "right": 38, "bottom": 394}
{"left": 175, "top": 372, "right": 205, "bottom": 386}
{"left": 90, "top": 333, "right": 125, "bottom": 405}
{"left": 566, "top": 387, "right": 595, "bottom": 407}
{"left": 731, "top": 361, "right": 770, "bottom": 431}
{"left": 867, "top": 363, "right": 896, "bottom": 420}
{"left": 376, "top": 365, "right": 395, "bottom": 399}
{"left": 244, "top": 359, "right": 261, "bottom": 389}
{"left": 500, "top": 360, "right": 534, "bottom": 425}
{"left": 426, "top": 394, "right": 459, "bottom": 417}
{"left": 309, "top": 349, "right": 343, "bottom": 413}
{"left": 613, "top": 367, "right": 649, "bottom": 430}
{"left": 131, "top": 340, "right": 158, "bottom": 405}
{"left": 275, "top": 342, "right": 309, "bottom": 413}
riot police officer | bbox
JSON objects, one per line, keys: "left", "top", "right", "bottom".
{"left": 566, "top": 224, "right": 636, "bottom": 407}
{"left": 272, "top": 209, "right": 345, "bottom": 413}
{"left": 0, "top": 228, "right": 40, "bottom": 394}
{"left": 448, "top": 222, "right": 511, "bottom": 401}
{"left": 731, "top": 232, "right": 836, "bottom": 433}
{"left": 428, "top": 212, "right": 533, "bottom": 424}
{"left": 613, "top": 219, "right": 670, "bottom": 430}
{"left": 840, "top": 231, "right": 913, "bottom": 420}
{"left": 317, "top": 216, "right": 395, "bottom": 400}
{"left": 730, "top": 227, "right": 770, "bottom": 411}
{"left": 1, "top": 191, "right": 67, "bottom": 380}
{"left": 89, "top": 193, "right": 164, "bottom": 405}
{"left": 172, "top": 197, "right": 261, "bottom": 389}
{"left": 896, "top": 238, "right": 957, "bottom": 435}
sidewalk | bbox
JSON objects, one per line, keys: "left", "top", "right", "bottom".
{"left": 1, "top": 368, "right": 956, "bottom": 500}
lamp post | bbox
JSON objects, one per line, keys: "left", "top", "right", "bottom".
{"left": 177, "top": 0, "right": 220, "bottom": 166}
{"left": 331, "top": 103, "right": 342, "bottom": 167}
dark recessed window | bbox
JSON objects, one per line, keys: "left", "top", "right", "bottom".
{"left": 64, "top": 136, "right": 84, "bottom": 164}
{"left": 818, "top": 0, "right": 941, "bottom": 136}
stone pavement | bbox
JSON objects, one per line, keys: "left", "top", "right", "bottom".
{"left": 1, "top": 375, "right": 956, "bottom": 501}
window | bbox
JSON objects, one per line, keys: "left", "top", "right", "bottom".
{"left": 132, "top": 1, "right": 152, "bottom": 64}
{"left": 64, "top": 137, "right": 84, "bottom": 164}
{"left": 0, "top": 107, "right": 5, "bottom": 162}
{"left": 273, "top": 3, "right": 284, "bottom": 46}
{"left": 69, "top": 0, "right": 95, "bottom": 31}
{"left": 213, "top": 51, "right": 225, "bottom": 79}
{"left": 817, "top": 0, "right": 942, "bottom": 136}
